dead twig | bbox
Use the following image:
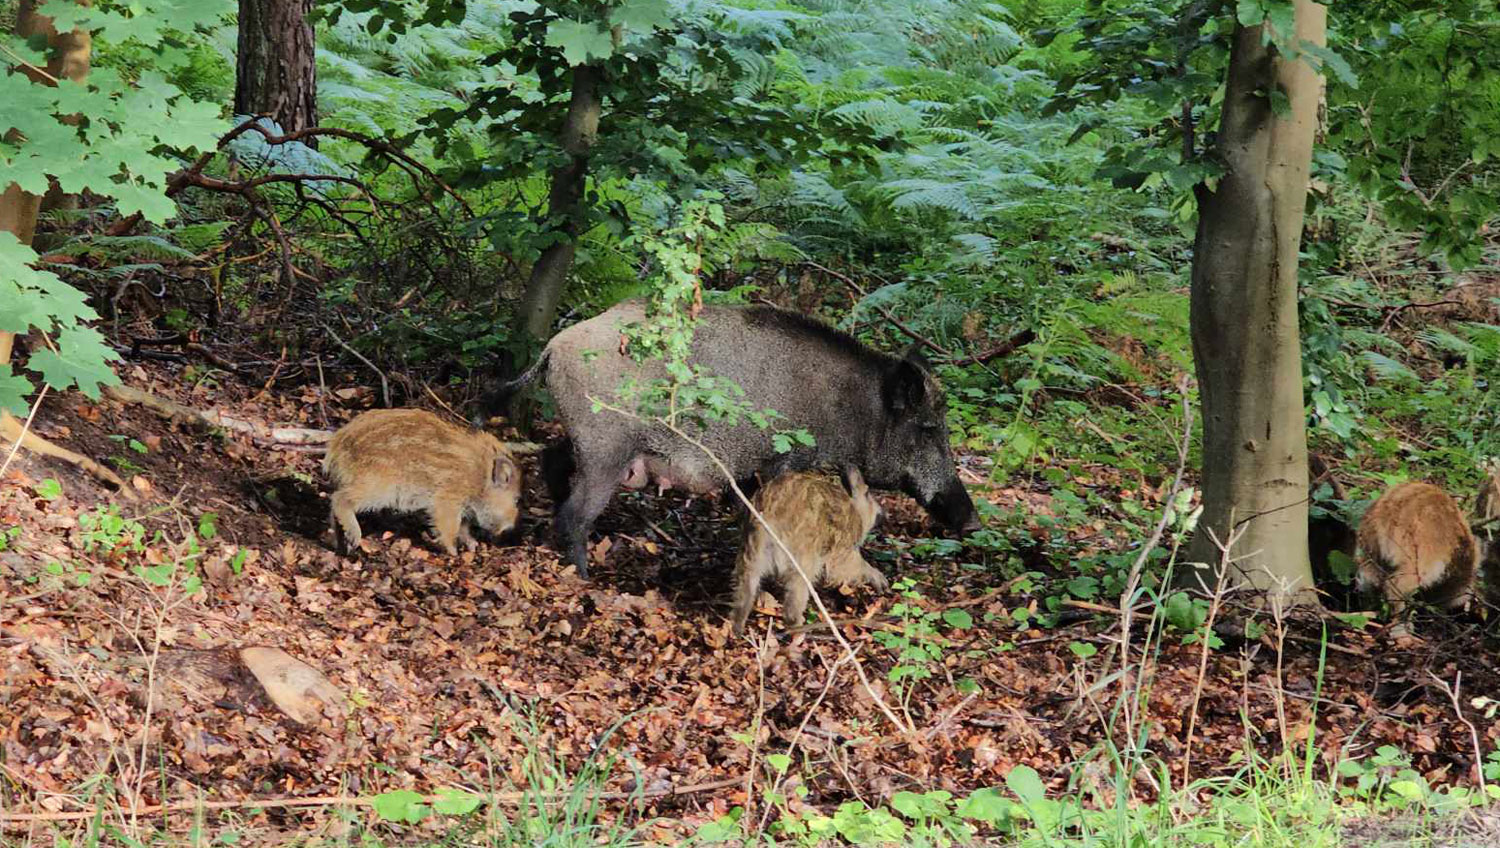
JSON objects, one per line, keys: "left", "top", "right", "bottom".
{"left": 322, "top": 323, "right": 391, "bottom": 409}
{"left": 1429, "top": 671, "right": 1486, "bottom": 789}
{"left": 0, "top": 777, "right": 745, "bottom": 825}
{"left": 803, "top": 260, "right": 951, "bottom": 359}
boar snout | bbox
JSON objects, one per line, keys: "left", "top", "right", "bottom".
{"left": 923, "top": 477, "right": 979, "bottom": 536}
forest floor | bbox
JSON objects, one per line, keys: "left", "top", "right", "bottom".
{"left": 3, "top": 357, "right": 1500, "bottom": 844}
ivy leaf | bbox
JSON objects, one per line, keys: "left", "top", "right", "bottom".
{"left": 545, "top": 19, "right": 615, "bottom": 66}
{"left": 0, "top": 366, "right": 35, "bottom": 415}
{"left": 1235, "top": 0, "right": 1265, "bottom": 26}
{"left": 28, "top": 325, "right": 121, "bottom": 399}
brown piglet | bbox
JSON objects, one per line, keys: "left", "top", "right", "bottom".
{"left": 1355, "top": 481, "right": 1477, "bottom": 623}
{"left": 323, "top": 408, "right": 520, "bottom": 556}
{"left": 730, "top": 467, "right": 886, "bottom": 634}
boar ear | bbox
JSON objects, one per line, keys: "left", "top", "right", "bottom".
{"left": 900, "top": 343, "right": 933, "bottom": 371}
{"left": 883, "top": 358, "right": 927, "bottom": 411}
{"left": 492, "top": 455, "right": 516, "bottom": 488}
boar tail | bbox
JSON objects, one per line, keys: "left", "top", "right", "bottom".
{"left": 478, "top": 348, "right": 552, "bottom": 420}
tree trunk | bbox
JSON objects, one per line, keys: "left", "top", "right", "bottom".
{"left": 16, "top": 0, "right": 91, "bottom": 224}
{"left": 234, "top": 0, "right": 317, "bottom": 141}
{"left": 1181, "top": 3, "right": 1325, "bottom": 604}
{"left": 516, "top": 64, "right": 603, "bottom": 345}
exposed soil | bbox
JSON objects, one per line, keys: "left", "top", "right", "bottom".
{"left": 3, "top": 361, "right": 1500, "bottom": 842}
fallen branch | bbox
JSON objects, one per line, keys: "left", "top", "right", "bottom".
{"left": 0, "top": 333, "right": 133, "bottom": 497}
{"left": 949, "top": 329, "right": 1037, "bottom": 365}
{"left": 0, "top": 776, "right": 744, "bottom": 825}
{"left": 106, "top": 385, "right": 329, "bottom": 446}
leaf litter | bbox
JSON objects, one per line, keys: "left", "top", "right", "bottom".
{"left": 2, "top": 361, "right": 1499, "bottom": 840}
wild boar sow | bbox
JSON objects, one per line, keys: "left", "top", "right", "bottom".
{"left": 488, "top": 300, "right": 978, "bottom": 576}
{"left": 731, "top": 468, "right": 887, "bottom": 634}
{"left": 324, "top": 408, "right": 520, "bottom": 556}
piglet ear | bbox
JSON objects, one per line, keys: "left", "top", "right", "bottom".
{"left": 882, "top": 357, "right": 927, "bottom": 411}
{"left": 492, "top": 455, "right": 516, "bottom": 488}
{"left": 843, "top": 465, "right": 868, "bottom": 498}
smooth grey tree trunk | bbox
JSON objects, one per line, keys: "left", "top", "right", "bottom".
{"left": 516, "top": 64, "right": 602, "bottom": 345}
{"left": 1181, "top": 2, "right": 1325, "bottom": 604}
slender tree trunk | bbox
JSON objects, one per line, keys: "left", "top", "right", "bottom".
{"left": 1181, "top": 3, "right": 1325, "bottom": 603}
{"left": 234, "top": 0, "right": 317, "bottom": 141}
{"left": 16, "top": 0, "right": 91, "bottom": 221}
{"left": 516, "top": 64, "right": 603, "bottom": 344}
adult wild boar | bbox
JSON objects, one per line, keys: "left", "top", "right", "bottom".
{"left": 489, "top": 300, "right": 979, "bottom": 576}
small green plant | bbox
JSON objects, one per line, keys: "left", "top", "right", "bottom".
{"left": 0, "top": 525, "right": 20, "bottom": 552}
{"left": 77, "top": 505, "right": 147, "bottom": 555}
{"left": 872, "top": 579, "right": 978, "bottom": 714}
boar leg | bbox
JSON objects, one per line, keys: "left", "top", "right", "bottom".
{"left": 430, "top": 497, "right": 464, "bottom": 556}
{"left": 456, "top": 522, "right": 479, "bottom": 552}
{"left": 555, "top": 448, "right": 632, "bottom": 578}
{"left": 329, "top": 490, "right": 362, "bottom": 556}
{"left": 730, "top": 536, "right": 771, "bottom": 636}
{"left": 832, "top": 550, "right": 888, "bottom": 592}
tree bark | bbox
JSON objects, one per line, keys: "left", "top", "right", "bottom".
{"left": 234, "top": 0, "right": 317, "bottom": 141}
{"left": 515, "top": 64, "right": 603, "bottom": 345}
{"left": 16, "top": 0, "right": 93, "bottom": 220}
{"left": 1181, "top": 3, "right": 1325, "bottom": 603}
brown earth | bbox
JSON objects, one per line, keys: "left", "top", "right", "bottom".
{"left": 3, "top": 361, "right": 1499, "bottom": 842}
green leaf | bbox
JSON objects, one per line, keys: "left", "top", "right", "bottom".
{"left": 36, "top": 478, "right": 63, "bottom": 500}
{"left": 1389, "top": 780, "right": 1426, "bottom": 801}
{"left": 941, "top": 608, "right": 973, "bottom": 630}
{"left": 0, "top": 366, "right": 36, "bottom": 415}
{"left": 1069, "top": 641, "right": 1098, "bottom": 659}
{"left": 136, "top": 564, "right": 174, "bottom": 587}
{"left": 29, "top": 325, "right": 121, "bottom": 398}
{"left": 1299, "top": 41, "right": 1358, "bottom": 88}
{"left": 612, "top": 0, "right": 673, "bottom": 34}
{"left": 198, "top": 512, "right": 219, "bottom": 541}
{"left": 230, "top": 549, "right": 248, "bottom": 574}
{"left": 432, "top": 787, "right": 483, "bottom": 816}
{"left": 1005, "top": 765, "right": 1045, "bottom": 805}
{"left": 370, "top": 789, "right": 429, "bottom": 823}
{"left": 956, "top": 787, "right": 1013, "bottom": 824}
{"left": 765, "top": 753, "right": 791, "bottom": 774}
{"left": 545, "top": 19, "right": 615, "bottom": 66}
{"left": 1235, "top": 0, "right": 1266, "bottom": 26}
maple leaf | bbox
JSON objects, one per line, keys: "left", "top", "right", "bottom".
{"left": 0, "top": 366, "right": 35, "bottom": 416}
{"left": 545, "top": 18, "right": 615, "bottom": 66}
{"left": 27, "top": 325, "right": 121, "bottom": 399}
{"left": 612, "top": 0, "right": 673, "bottom": 34}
